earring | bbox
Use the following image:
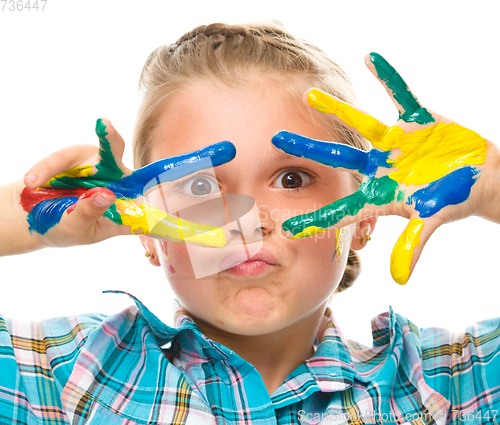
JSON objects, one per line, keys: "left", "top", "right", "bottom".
{"left": 361, "top": 235, "right": 372, "bottom": 245}
{"left": 145, "top": 251, "right": 154, "bottom": 259}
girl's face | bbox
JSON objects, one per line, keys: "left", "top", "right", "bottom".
{"left": 148, "top": 80, "right": 363, "bottom": 337}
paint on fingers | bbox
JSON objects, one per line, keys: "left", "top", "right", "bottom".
{"left": 390, "top": 217, "right": 425, "bottom": 285}
{"left": 307, "top": 89, "right": 390, "bottom": 143}
{"left": 368, "top": 53, "right": 434, "bottom": 125}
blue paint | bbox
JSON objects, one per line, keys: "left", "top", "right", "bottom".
{"left": 27, "top": 197, "right": 78, "bottom": 234}
{"left": 113, "top": 141, "right": 237, "bottom": 197}
{"left": 408, "top": 166, "right": 478, "bottom": 217}
{"left": 272, "top": 131, "right": 390, "bottom": 178}
{"left": 28, "top": 141, "right": 236, "bottom": 234}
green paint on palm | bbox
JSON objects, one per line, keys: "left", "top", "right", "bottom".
{"left": 283, "top": 176, "right": 399, "bottom": 236}
{"left": 397, "top": 189, "right": 405, "bottom": 203}
{"left": 369, "top": 53, "right": 434, "bottom": 125}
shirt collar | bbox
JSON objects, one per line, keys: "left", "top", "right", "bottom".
{"left": 104, "top": 291, "right": 399, "bottom": 387}
{"left": 104, "top": 290, "right": 234, "bottom": 361}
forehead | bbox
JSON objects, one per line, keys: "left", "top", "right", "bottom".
{"left": 150, "top": 80, "right": 337, "bottom": 161}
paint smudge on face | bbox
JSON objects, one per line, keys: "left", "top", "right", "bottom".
{"left": 390, "top": 217, "right": 424, "bottom": 285}
{"left": 334, "top": 227, "right": 346, "bottom": 262}
{"left": 160, "top": 241, "right": 176, "bottom": 274}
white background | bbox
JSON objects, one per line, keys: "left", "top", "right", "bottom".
{"left": 0, "top": 0, "right": 498, "bottom": 346}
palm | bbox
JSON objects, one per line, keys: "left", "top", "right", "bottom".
{"left": 272, "top": 53, "right": 489, "bottom": 284}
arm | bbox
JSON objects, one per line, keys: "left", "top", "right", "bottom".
{"left": 0, "top": 180, "right": 45, "bottom": 255}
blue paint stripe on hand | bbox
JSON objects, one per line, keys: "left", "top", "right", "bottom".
{"left": 272, "top": 131, "right": 390, "bottom": 177}
{"left": 27, "top": 197, "right": 78, "bottom": 235}
{"left": 408, "top": 166, "right": 478, "bottom": 217}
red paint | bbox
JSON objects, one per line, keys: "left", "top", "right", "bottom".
{"left": 20, "top": 187, "right": 87, "bottom": 213}
{"left": 20, "top": 187, "right": 116, "bottom": 215}
{"left": 160, "top": 241, "right": 176, "bottom": 274}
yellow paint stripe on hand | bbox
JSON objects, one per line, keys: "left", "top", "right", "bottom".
{"left": 307, "top": 89, "right": 389, "bottom": 143}
{"left": 290, "top": 225, "right": 329, "bottom": 240}
{"left": 115, "top": 199, "right": 227, "bottom": 248}
{"left": 46, "top": 164, "right": 93, "bottom": 186}
{"left": 390, "top": 217, "right": 424, "bottom": 285}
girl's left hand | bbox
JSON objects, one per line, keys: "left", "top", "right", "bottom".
{"left": 272, "top": 52, "right": 500, "bottom": 285}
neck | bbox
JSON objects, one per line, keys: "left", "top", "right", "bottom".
{"left": 193, "top": 306, "right": 326, "bottom": 395}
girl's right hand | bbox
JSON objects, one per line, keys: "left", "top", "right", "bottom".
{"left": 14, "top": 118, "right": 235, "bottom": 251}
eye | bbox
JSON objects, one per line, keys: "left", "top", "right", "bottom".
{"left": 181, "top": 176, "right": 219, "bottom": 196}
{"left": 273, "top": 170, "right": 311, "bottom": 189}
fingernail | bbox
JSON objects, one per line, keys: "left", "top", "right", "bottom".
{"left": 306, "top": 89, "right": 335, "bottom": 114}
{"left": 24, "top": 172, "right": 38, "bottom": 183}
{"left": 93, "top": 195, "right": 113, "bottom": 208}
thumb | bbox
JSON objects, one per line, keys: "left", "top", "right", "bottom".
{"left": 390, "top": 216, "right": 442, "bottom": 285}
{"left": 66, "top": 187, "right": 116, "bottom": 225}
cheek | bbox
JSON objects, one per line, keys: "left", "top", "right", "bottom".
{"left": 157, "top": 241, "right": 194, "bottom": 277}
{"left": 287, "top": 233, "right": 346, "bottom": 295}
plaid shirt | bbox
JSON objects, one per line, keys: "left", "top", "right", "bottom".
{"left": 1, "top": 291, "right": 499, "bottom": 425}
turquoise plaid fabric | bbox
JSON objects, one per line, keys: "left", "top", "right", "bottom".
{"left": 1, "top": 290, "right": 499, "bottom": 424}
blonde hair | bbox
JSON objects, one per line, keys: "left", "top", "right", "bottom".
{"left": 132, "top": 21, "right": 369, "bottom": 292}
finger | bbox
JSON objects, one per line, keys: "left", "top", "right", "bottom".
{"left": 272, "top": 131, "right": 391, "bottom": 178}
{"left": 113, "top": 141, "right": 237, "bottom": 198}
{"left": 26, "top": 188, "right": 116, "bottom": 236}
{"left": 114, "top": 199, "right": 230, "bottom": 248}
{"left": 282, "top": 175, "right": 399, "bottom": 239}
{"left": 390, "top": 216, "right": 442, "bottom": 285}
{"left": 24, "top": 144, "right": 96, "bottom": 189}
{"left": 305, "top": 88, "right": 390, "bottom": 143}
{"left": 365, "top": 52, "right": 435, "bottom": 125}
{"left": 92, "top": 118, "right": 127, "bottom": 181}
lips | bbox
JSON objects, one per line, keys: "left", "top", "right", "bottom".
{"left": 219, "top": 247, "right": 278, "bottom": 275}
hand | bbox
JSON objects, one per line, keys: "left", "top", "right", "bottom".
{"left": 21, "top": 118, "right": 235, "bottom": 248}
{"left": 272, "top": 52, "right": 499, "bottom": 285}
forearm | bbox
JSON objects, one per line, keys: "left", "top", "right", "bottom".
{"left": 0, "top": 180, "right": 45, "bottom": 256}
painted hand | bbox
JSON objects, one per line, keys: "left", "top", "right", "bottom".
{"left": 21, "top": 119, "right": 235, "bottom": 248}
{"left": 272, "top": 52, "right": 493, "bottom": 284}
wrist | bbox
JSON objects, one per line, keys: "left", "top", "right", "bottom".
{"left": 0, "top": 180, "right": 46, "bottom": 256}
{"left": 477, "top": 141, "right": 500, "bottom": 224}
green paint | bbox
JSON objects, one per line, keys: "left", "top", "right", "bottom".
{"left": 283, "top": 175, "right": 399, "bottom": 236}
{"left": 48, "top": 119, "right": 124, "bottom": 190}
{"left": 103, "top": 203, "right": 122, "bottom": 225}
{"left": 396, "top": 189, "right": 405, "bottom": 203}
{"left": 369, "top": 53, "right": 434, "bottom": 125}
{"left": 93, "top": 119, "right": 125, "bottom": 181}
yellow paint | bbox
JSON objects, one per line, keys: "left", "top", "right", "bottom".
{"left": 45, "top": 164, "right": 93, "bottom": 186}
{"left": 335, "top": 227, "right": 346, "bottom": 262}
{"left": 290, "top": 225, "right": 329, "bottom": 240}
{"left": 115, "top": 199, "right": 227, "bottom": 248}
{"left": 390, "top": 217, "right": 424, "bottom": 285}
{"left": 307, "top": 89, "right": 389, "bottom": 143}
{"left": 307, "top": 89, "right": 488, "bottom": 187}
{"left": 372, "top": 124, "right": 487, "bottom": 186}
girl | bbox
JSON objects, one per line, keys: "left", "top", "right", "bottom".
{"left": 1, "top": 21, "right": 499, "bottom": 424}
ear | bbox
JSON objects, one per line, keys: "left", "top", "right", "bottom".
{"left": 138, "top": 235, "right": 161, "bottom": 267}
{"left": 350, "top": 217, "right": 378, "bottom": 251}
